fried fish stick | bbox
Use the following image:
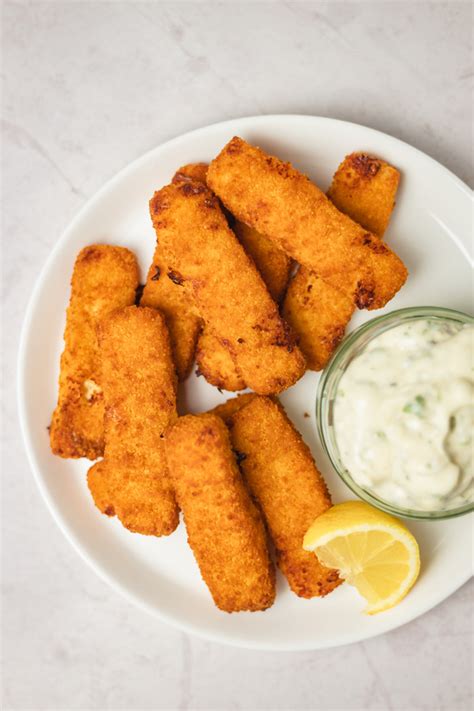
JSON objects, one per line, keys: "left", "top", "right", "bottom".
{"left": 140, "top": 162, "right": 208, "bottom": 381}
{"left": 327, "top": 152, "right": 400, "bottom": 238}
{"left": 171, "top": 163, "right": 245, "bottom": 390}
{"left": 174, "top": 164, "right": 292, "bottom": 300}
{"left": 172, "top": 163, "right": 292, "bottom": 391}
{"left": 196, "top": 330, "right": 246, "bottom": 391}
{"left": 87, "top": 306, "right": 179, "bottom": 536}
{"left": 282, "top": 272, "right": 355, "bottom": 371}
{"left": 232, "top": 221, "right": 292, "bottom": 303}
{"left": 50, "top": 245, "right": 139, "bottom": 459}
{"left": 164, "top": 413, "right": 275, "bottom": 612}
{"left": 224, "top": 396, "right": 340, "bottom": 598}
{"left": 149, "top": 182, "right": 305, "bottom": 395}
{"left": 283, "top": 153, "right": 400, "bottom": 370}
{"left": 207, "top": 137, "right": 407, "bottom": 309}
{"left": 209, "top": 392, "right": 257, "bottom": 423}
{"left": 140, "top": 249, "right": 202, "bottom": 380}
{"left": 194, "top": 221, "right": 292, "bottom": 390}
{"left": 172, "top": 162, "right": 209, "bottom": 185}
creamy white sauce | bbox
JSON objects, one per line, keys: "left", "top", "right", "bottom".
{"left": 334, "top": 319, "right": 474, "bottom": 511}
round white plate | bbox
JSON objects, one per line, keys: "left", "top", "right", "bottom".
{"left": 18, "top": 115, "right": 473, "bottom": 650}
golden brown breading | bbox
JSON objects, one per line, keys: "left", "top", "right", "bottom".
{"left": 283, "top": 153, "right": 400, "bottom": 370}
{"left": 171, "top": 163, "right": 292, "bottom": 392}
{"left": 172, "top": 162, "right": 209, "bottom": 185}
{"left": 140, "top": 249, "right": 202, "bottom": 381}
{"left": 196, "top": 330, "right": 246, "bottom": 391}
{"left": 141, "top": 163, "right": 209, "bottom": 381}
{"left": 87, "top": 306, "right": 179, "bottom": 536}
{"left": 149, "top": 181, "right": 305, "bottom": 395}
{"left": 232, "top": 221, "right": 292, "bottom": 303}
{"left": 327, "top": 152, "right": 400, "bottom": 238}
{"left": 283, "top": 272, "right": 355, "bottom": 371}
{"left": 207, "top": 136, "right": 407, "bottom": 310}
{"left": 174, "top": 163, "right": 291, "bottom": 301}
{"left": 172, "top": 163, "right": 244, "bottom": 390}
{"left": 209, "top": 392, "right": 257, "bottom": 424}
{"left": 194, "top": 221, "right": 292, "bottom": 393}
{"left": 87, "top": 460, "right": 115, "bottom": 515}
{"left": 224, "top": 396, "right": 340, "bottom": 598}
{"left": 164, "top": 413, "right": 275, "bottom": 612}
{"left": 50, "top": 245, "right": 139, "bottom": 460}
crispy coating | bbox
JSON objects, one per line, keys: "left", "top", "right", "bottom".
{"left": 232, "top": 221, "right": 292, "bottom": 303}
{"left": 173, "top": 163, "right": 292, "bottom": 392}
{"left": 196, "top": 330, "right": 246, "bottom": 391}
{"left": 327, "top": 152, "right": 400, "bottom": 238}
{"left": 50, "top": 245, "right": 139, "bottom": 459}
{"left": 225, "top": 396, "right": 340, "bottom": 598}
{"left": 149, "top": 181, "right": 305, "bottom": 395}
{"left": 174, "top": 163, "right": 291, "bottom": 301}
{"left": 140, "top": 248, "right": 202, "bottom": 381}
{"left": 172, "top": 162, "right": 209, "bottom": 185}
{"left": 87, "top": 306, "right": 179, "bottom": 536}
{"left": 141, "top": 163, "right": 210, "bottom": 381}
{"left": 209, "top": 393, "right": 257, "bottom": 424}
{"left": 207, "top": 136, "right": 407, "bottom": 310}
{"left": 283, "top": 153, "right": 400, "bottom": 370}
{"left": 194, "top": 222, "right": 292, "bottom": 392}
{"left": 283, "top": 271, "right": 355, "bottom": 371}
{"left": 172, "top": 163, "right": 246, "bottom": 391}
{"left": 87, "top": 460, "right": 115, "bottom": 515}
{"left": 164, "top": 414, "right": 275, "bottom": 612}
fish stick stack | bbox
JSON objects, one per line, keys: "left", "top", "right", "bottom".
{"left": 50, "top": 135, "right": 411, "bottom": 615}
{"left": 149, "top": 181, "right": 305, "bottom": 395}
{"left": 207, "top": 136, "right": 407, "bottom": 310}
{"left": 168, "top": 162, "right": 293, "bottom": 392}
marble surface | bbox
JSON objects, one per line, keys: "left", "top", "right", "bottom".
{"left": 3, "top": 2, "right": 473, "bottom": 709}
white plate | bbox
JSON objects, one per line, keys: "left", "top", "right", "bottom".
{"left": 18, "top": 115, "right": 473, "bottom": 650}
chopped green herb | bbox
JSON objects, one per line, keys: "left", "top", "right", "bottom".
{"left": 403, "top": 395, "right": 426, "bottom": 417}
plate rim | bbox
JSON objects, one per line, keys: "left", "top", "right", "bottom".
{"left": 17, "top": 114, "right": 474, "bottom": 651}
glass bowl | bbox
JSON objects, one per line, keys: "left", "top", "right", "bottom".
{"left": 317, "top": 306, "right": 474, "bottom": 520}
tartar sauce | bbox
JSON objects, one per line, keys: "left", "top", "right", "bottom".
{"left": 334, "top": 319, "right": 474, "bottom": 511}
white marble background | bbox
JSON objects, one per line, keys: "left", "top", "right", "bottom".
{"left": 2, "top": 1, "right": 473, "bottom": 709}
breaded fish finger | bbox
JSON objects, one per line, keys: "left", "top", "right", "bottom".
{"left": 171, "top": 163, "right": 246, "bottom": 391}
{"left": 149, "top": 182, "right": 305, "bottom": 395}
{"left": 283, "top": 153, "right": 400, "bottom": 370}
{"left": 207, "top": 137, "right": 407, "bottom": 309}
{"left": 194, "top": 216, "right": 291, "bottom": 388}
{"left": 196, "top": 330, "right": 246, "bottom": 391}
{"left": 232, "top": 221, "right": 292, "bottom": 303}
{"left": 174, "top": 163, "right": 292, "bottom": 300}
{"left": 140, "top": 250, "right": 202, "bottom": 381}
{"left": 164, "top": 413, "right": 275, "bottom": 612}
{"left": 283, "top": 272, "right": 355, "bottom": 371}
{"left": 50, "top": 245, "right": 139, "bottom": 459}
{"left": 141, "top": 163, "right": 205, "bottom": 380}
{"left": 209, "top": 392, "right": 257, "bottom": 423}
{"left": 172, "top": 162, "right": 209, "bottom": 185}
{"left": 224, "top": 396, "right": 340, "bottom": 598}
{"left": 327, "top": 152, "right": 400, "bottom": 238}
{"left": 173, "top": 164, "right": 291, "bottom": 392}
{"left": 87, "top": 306, "right": 179, "bottom": 536}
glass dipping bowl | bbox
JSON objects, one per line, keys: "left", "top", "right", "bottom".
{"left": 317, "top": 306, "right": 474, "bottom": 520}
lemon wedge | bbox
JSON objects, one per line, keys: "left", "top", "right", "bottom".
{"left": 303, "top": 501, "right": 420, "bottom": 614}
